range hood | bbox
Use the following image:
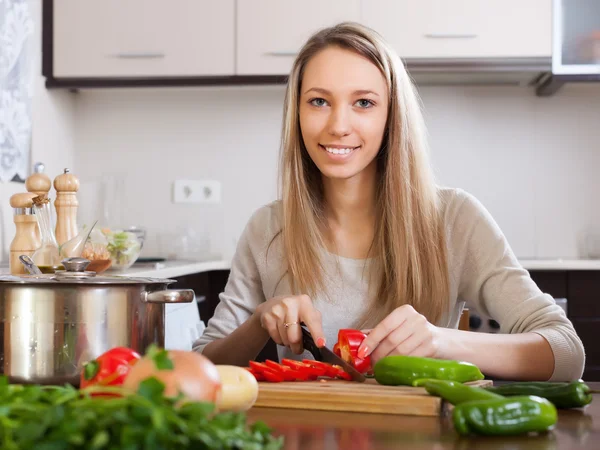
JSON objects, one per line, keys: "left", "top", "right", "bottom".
{"left": 405, "top": 0, "right": 600, "bottom": 97}
{"left": 404, "top": 57, "right": 551, "bottom": 89}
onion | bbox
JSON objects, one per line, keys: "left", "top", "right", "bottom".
{"left": 123, "top": 349, "right": 221, "bottom": 403}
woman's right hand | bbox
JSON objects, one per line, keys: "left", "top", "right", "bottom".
{"left": 254, "top": 295, "right": 326, "bottom": 355}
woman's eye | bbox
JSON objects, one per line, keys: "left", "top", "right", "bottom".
{"left": 309, "top": 98, "right": 328, "bottom": 107}
{"left": 356, "top": 99, "right": 375, "bottom": 108}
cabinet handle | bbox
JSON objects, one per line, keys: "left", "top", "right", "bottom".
{"left": 424, "top": 33, "right": 478, "bottom": 39}
{"left": 264, "top": 51, "right": 297, "bottom": 57}
{"left": 109, "top": 52, "right": 166, "bottom": 59}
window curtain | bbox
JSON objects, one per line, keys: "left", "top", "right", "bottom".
{"left": 0, "top": 0, "right": 34, "bottom": 183}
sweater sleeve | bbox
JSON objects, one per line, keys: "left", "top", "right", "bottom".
{"left": 192, "top": 210, "right": 267, "bottom": 354}
{"left": 453, "top": 191, "right": 586, "bottom": 381}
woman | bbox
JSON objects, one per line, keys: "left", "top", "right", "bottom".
{"left": 194, "top": 22, "right": 584, "bottom": 381}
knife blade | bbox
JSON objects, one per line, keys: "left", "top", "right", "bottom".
{"left": 300, "top": 324, "right": 366, "bottom": 382}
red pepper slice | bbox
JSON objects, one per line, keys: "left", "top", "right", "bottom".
{"left": 302, "top": 360, "right": 341, "bottom": 379}
{"left": 249, "top": 361, "right": 285, "bottom": 382}
{"left": 80, "top": 347, "right": 141, "bottom": 392}
{"left": 265, "top": 360, "right": 310, "bottom": 381}
{"left": 280, "top": 359, "right": 321, "bottom": 379}
{"left": 337, "top": 329, "right": 372, "bottom": 374}
{"left": 244, "top": 367, "right": 266, "bottom": 381}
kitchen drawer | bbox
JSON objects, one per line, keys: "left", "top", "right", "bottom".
{"left": 362, "top": 0, "right": 551, "bottom": 58}
{"left": 236, "top": 0, "right": 360, "bottom": 75}
{"left": 567, "top": 271, "right": 600, "bottom": 318}
{"left": 53, "top": 0, "right": 234, "bottom": 78}
{"left": 572, "top": 319, "right": 600, "bottom": 366}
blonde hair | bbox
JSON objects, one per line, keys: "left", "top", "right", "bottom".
{"left": 277, "top": 22, "right": 449, "bottom": 327}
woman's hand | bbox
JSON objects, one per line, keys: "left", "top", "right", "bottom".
{"left": 357, "top": 305, "right": 441, "bottom": 363}
{"left": 254, "top": 295, "right": 326, "bottom": 355}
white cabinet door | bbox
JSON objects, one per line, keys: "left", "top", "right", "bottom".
{"left": 236, "top": 0, "right": 361, "bottom": 75}
{"left": 362, "top": 0, "right": 551, "bottom": 59}
{"left": 53, "top": 0, "right": 235, "bottom": 78}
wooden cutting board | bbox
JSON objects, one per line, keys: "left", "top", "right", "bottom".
{"left": 254, "top": 378, "right": 493, "bottom": 416}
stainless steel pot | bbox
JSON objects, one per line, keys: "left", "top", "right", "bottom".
{"left": 0, "top": 258, "right": 194, "bottom": 385}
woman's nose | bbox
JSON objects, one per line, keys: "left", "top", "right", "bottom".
{"left": 327, "top": 106, "right": 352, "bottom": 137}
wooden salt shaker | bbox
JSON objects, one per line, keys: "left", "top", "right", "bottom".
{"left": 25, "top": 162, "right": 52, "bottom": 242}
{"left": 54, "top": 168, "right": 80, "bottom": 246}
{"left": 9, "top": 193, "right": 42, "bottom": 275}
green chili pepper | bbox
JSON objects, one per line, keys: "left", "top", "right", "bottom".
{"left": 485, "top": 380, "right": 594, "bottom": 409}
{"left": 453, "top": 395, "right": 558, "bottom": 436}
{"left": 373, "top": 355, "right": 484, "bottom": 386}
{"left": 413, "top": 379, "right": 503, "bottom": 405}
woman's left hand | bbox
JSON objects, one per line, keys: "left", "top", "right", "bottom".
{"left": 357, "top": 305, "right": 442, "bottom": 363}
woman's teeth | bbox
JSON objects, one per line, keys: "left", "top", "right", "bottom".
{"left": 324, "top": 146, "right": 356, "bottom": 155}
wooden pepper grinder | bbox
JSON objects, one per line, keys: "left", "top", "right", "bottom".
{"left": 9, "top": 193, "right": 42, "bottom": 275}
{"left": 53, "top": 168, "right": 80, "bottom": 246}
{"left": 25, "top": 162, "right": 52, "bottom": 242}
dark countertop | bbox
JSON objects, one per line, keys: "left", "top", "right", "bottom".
{"left": 247, "top": 382, "right": 600, "bottom": 450}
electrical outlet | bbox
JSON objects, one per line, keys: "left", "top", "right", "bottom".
{"left": 173, "top": 180, "right": 221, "bottom": 204}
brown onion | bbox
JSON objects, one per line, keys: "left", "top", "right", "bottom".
{"left": 123, "top": 350, "right": 221, "bottom": 403}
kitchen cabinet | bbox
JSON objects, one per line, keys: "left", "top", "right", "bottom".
{"left": 361, "top": 0, "right": 552, "bottom": 58}
{"left": 528, "top": 270, "right": 600, "bottom": 381}
{"left": 50, "top": 0, "right": 234, "bottom": 79}
{"left": 236, "top": 0, "right": 361, "bottom": 75}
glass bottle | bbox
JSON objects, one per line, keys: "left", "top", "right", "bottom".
{"left": 31, "top": 195, "right": 61, "bottom": 272}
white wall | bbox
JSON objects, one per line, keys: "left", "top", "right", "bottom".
{"left": 72, "top": 83, "right": 600, "bottom": 261}
{"left": 0, "top": 0, "right": 76, "bottom": 262}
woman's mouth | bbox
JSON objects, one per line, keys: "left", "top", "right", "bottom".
{"left": 319, "top": 144, "right": 360, "bottom": 157}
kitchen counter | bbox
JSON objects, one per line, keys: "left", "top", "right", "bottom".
{"left": 122, "top": 258, "right": 600, "bottom": 278}
{"left": 3, "top": 258, "right": 600, "bottom": 279}
{"left": 120, "top": 259, "right": 231, "bottom": 279}
{"left": 247, "top": 382, "right": 600, "bottom": 450}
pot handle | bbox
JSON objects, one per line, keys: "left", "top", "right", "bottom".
{"left": 143, "top": 289, "right": 195, "bottom": 303}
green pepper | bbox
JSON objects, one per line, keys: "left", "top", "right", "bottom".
{"left": 373, "top": 355, "right": 484, "bottom": 386}
{"left": 413, "top": 379, "right": 503, "bottom": 405}
{"left": 485, "top": 380, "right": 594, "bottom": 409}
{"left": 453, "top": 395, "right": 558, "bottom": 436}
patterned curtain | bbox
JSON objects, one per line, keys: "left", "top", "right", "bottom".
{"left": 0, "top": 0, "right": 34, "bottom": 183}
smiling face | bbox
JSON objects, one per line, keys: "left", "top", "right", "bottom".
{"left": 298, "top": 46, "right": 389, "bottom": 182}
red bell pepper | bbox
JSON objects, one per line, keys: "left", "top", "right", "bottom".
{"left": 281, "top": 359, "right": 322, "bottom": 379}
{"left": 337, "top": 329, "right": 371, "bottom": 374}
{"left": 249, "top": 361, "right": 285, "bottom": 382}
{"left": 244, "top": 367, "right": 266, "bottom": 381}
{"left": 80, "top": 347, "right": 141, "bottom": 390}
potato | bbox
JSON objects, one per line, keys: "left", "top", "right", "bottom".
{"left": 215, "top": 365, "right": 259, "bottom": 412}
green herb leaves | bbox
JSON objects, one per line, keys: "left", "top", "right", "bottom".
{"left": 146, "top": 344, "right": 174, "bottom": 371}
{"left": 0, "top": 376, "right": 283, "bottom": 449}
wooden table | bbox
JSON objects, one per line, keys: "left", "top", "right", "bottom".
{"left": 247, "top": 382, "right": 600, "bottom": 450}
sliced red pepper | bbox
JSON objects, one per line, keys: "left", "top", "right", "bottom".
{"left": 80, "top": 347, "right": 141, "bottom": 393}
{"left": 281, "top": 359, "right": 321, "bottom": 379}
{"left": 302, "top": 360, "right": 341, "bottom": 379}
{"left": 265, "top": 360, "right": 310, "bottom": 381}
{"left": 249, "top": 361, "right": 285, "bottom": 382}
{"left": 337, "top": 329, "right": 371, "bottom": 374}
{"left": 244, "top": 367, "right": 266, "bottom": 381}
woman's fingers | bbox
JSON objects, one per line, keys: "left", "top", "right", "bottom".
{"left": 357, "top": 307, "right": 410, "bottom": 359}
{"left": 283, "top": 302, "right": 303, "bottom": 354}
{"left": 370, "top": 321, "right": 416, "bottom": 362}
{"left": 299, "top": 296, "right": 326, "bottom": 348}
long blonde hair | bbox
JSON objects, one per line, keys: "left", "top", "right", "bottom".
{"left": 278, "top": 22, "right": 449, "bottom": 327}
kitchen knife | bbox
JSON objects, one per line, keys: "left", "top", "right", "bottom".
{"left": 300, "top": 324, "right": 366, "bottom": 382}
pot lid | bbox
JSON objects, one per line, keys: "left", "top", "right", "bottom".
{"left": 1, "top": 257, "right": 175, "bottom": 285}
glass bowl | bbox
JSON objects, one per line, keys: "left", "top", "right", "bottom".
{"left": 102, "top": 229, "right": 143, "bottom": 271}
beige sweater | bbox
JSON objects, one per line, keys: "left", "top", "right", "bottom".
{"left": 194, "top": 187, "right": 585, "bottom": 381}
